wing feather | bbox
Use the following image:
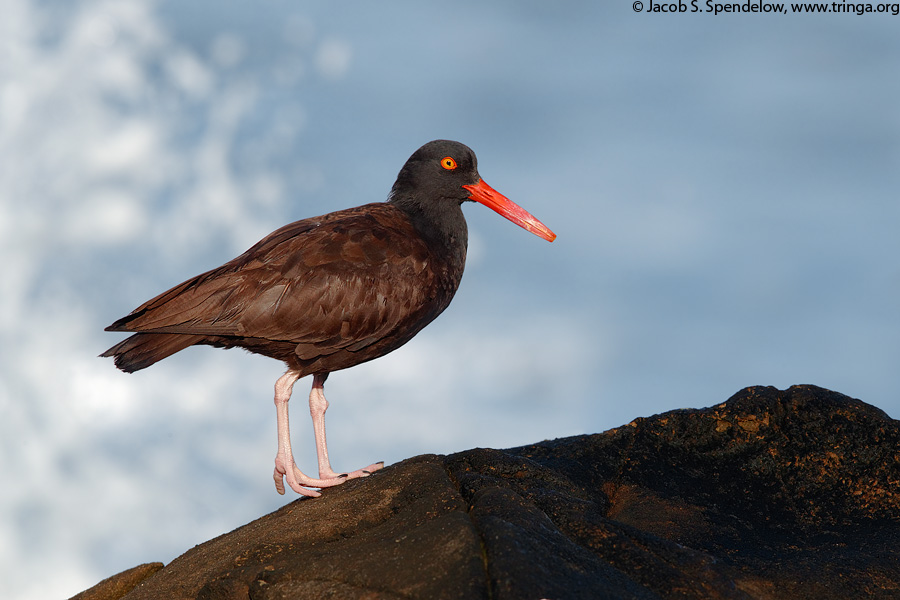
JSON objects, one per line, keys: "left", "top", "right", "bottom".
{"left": 106, "top": 203, "right": 438, "bottom": 359}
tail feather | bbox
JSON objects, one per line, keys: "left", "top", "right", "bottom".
{"left": 100, "top": 333, "right": 203, "bottom": 373}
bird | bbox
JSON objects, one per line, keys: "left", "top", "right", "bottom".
{"left": 101, "top": 139, "right": 556, "bottom": 497}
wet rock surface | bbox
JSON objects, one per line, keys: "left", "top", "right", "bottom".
{"left": 73, "top": 385, "right": 900, "bottom": 599}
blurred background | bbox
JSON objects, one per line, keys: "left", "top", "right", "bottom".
{"left": 2, "top": 1, "right": 898, "bottom": 597}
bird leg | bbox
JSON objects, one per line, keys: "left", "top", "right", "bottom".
{"left": 308, "top": 373, "right": 384, "bottom": 480}
{"left": 272, "top": 370, "right": 349, "bottom": 496}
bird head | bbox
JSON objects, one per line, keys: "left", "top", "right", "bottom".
{"left": 390, "top": 140, "right": 556, "bottom": 243}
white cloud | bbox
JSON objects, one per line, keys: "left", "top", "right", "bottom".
{"left": 314, "top": 38, "right": 352, "bottom": 80}
{"left": 0, "top": 1, "right": 336, "bottom": 598}
{"left": 87, "top": 121, "right": 160, "bottom": 173}
{"left": 164, "top": 50, "right": 214, "bottom": 99}
{"left": 211, "top": 33, "right": 245, "bottom": 69}
{"left": 66, "top": 187, "right": 148, "bottom": 244}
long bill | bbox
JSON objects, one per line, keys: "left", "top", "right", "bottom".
{"left": 463, "top": 179, "right": 556, "bottom": 242}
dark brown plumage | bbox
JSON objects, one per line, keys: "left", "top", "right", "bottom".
{"left": 103, "top": 203, "right": 454, "bottom": 375}
{"left": 102, "top": 140, "right": 555, "bottom": 496}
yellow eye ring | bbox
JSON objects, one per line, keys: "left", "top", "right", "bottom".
{"left": 440, "top": 156, "right": 457, "bottom": 170}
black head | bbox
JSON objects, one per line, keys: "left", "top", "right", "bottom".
{"left": 389, "top": 140, "right": 556, "bottom": 243}
{"left": 389, "top": 140, "right": 480, "bottom": 206}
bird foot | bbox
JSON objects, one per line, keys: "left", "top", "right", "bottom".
{"left": 273, "top": 457, "right": 385, "bottom": 496}
{"left": 318, "top": 461, "right": 385, "bottom": 480}
{"left": 273, "top": 454, "right": 348, "bottom": 497}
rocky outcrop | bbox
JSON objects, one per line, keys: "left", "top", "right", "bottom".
{"left": 71, "top": 563, "right": 164, "bottom": 600}
{"left": 73, "top": 385, "right": 900, "bottom": 599}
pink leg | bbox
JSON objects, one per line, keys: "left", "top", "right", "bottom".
{"left": 272, "top": 370, "right": 349, "bottom": 496}
{"left": 309, "top": 373, "right": 384, "bottom": 480}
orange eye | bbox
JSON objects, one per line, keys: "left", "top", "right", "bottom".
{"left": 440, "top": 156, "right": 457, "bottom": 170}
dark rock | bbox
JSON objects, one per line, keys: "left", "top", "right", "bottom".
{"left": 76, "top": 385, "right": 900, "bottom": 599}
{"left": 70, "top": 562, "right": 163, "bottom": 600}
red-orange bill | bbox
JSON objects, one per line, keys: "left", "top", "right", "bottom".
{"left": 462, "top": 179, "right": 556, "bottom": 242}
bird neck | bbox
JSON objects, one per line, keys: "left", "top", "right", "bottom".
{"left": 389, "top": 196, "right": 469, "bottom": 264}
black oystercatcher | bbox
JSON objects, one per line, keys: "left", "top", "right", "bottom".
{"left": 101, "top": 140, "right": 556, "bottom": 496}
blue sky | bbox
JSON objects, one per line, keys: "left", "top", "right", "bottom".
{"left": 2, "top": 1, "right": 899, "bottom": 598}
